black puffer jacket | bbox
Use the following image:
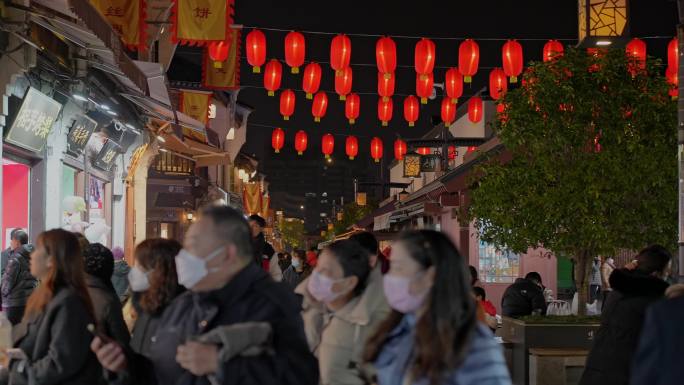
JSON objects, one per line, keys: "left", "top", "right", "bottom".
{"left": 501, "top": 278, "right": 547, "bottom": 318}
{"left": 580, "top": 268, "right": 669, "bottom": 385}
{"left": 1, "top": 245, "right": 37, "bottom": 308}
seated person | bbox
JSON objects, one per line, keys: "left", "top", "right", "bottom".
{"left": 501, "top": 272, "right": 547, "bottom": 318}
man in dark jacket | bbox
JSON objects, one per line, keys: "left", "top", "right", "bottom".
{"left": 501, "top": 272, "right": 547, "bottom": 317}
{"left": 1, "top": 229, "right": 27, "bottom": 277}
{"left": 110, "top": 246, "right": 131, "bottom": 303}
{"left": 1, "top": 244, "right": 37, "bottom": 324}
{"left": 580, "top": 245, "right": 671, "bottom": 385}
{"left": 248, "top": 214, "right": 275, "bottom": 271}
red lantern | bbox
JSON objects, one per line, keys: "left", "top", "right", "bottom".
{"left": 264, "top": 59, "right": 282, "bottom": 96}
{"left": 271, "top": 128, "right": 285, "bottom": 153}
{"left": 312, "top": 91, "right": 328, "bottom": 122}
{"left": 416, "top": 72, "right": 434, "bottom": 104}
{"left": 322, "top": 133, "right": 335, "bottom": 159}
{"left": 668, "top": 38, "right": 679, "bottom": 71}
{"left": 404, "top": 95, "right": 419, "bottom": 127}
{"left": 378, "top": 97, "right": 393, "bottom": 126}
{"left": 294, "top": 130, "right": 308, "bottom": 155}
{"left": 441, "top": 97, "right": 456, "bottom": 126}
{"left": 378, "top": 72, "right": 395, "bottom": 101}
{"left": 284, "top": 31, "right": 305, "bottom": 74}
{"left": 444, "top": 67, "right": 463, "bottom": 104}
{"left": 626, "top": 38, "right": 647, "bottom": 74}
{"left": 345, "top": 93, "right": 360, "bottom": 124}
{"left": 497, "top": 103, "right": 508, "bottom": 123}
{"left": 502, "top": 40, "right": 523, "bottom": 83}
{"left": 543, "top": 40, "right": 564, "bottom": 62}
{"left": 370, "top": 137, "right": 383, "bottom": 163}
{"left": 208, "top": 40, "right": 229, "bottom": 67}
{"left": 346, "top": 136, "right": 359, "bottom": 160}
{"left": 489, "top": 68, "right": 507, "bottom": 100}
{"left": 394, "top": 139, "right": 407, "bottom": 160}
{"left": 302, "top": 62, "right": 322, "bottom": 99}
{"left": 417, "top": 147, "right": 431, "bottom": 155}
{"left": 246, "top": 29, "right": 266, "bottom": 73}
{"left": 467, "top": 146, "right": 477, "bottom": 154}
{"left": 330, "top": 34, "right": 352, "bottom": 73}
{"left": 279, "top": 89, "right": 295, "bottom": 120}
{"left": 448, "top": 145, "right": 456, "bottom": 160}
{"left": 666, "top": 66, "right": 678, "bottom": 99}
{"left": 468, "top": 96, "right": 483, "bottom": 123}
{"left": 376, "top": 37, "right": 396, "bottom": 79}
{"left": 458, "top": 39, "right": 479, "bottom": 83}
{"left": 415, "top": 38, "right": 436, "bottom": 78}
{"left": 335, "top": 66, "right": 353, "bottom": 100}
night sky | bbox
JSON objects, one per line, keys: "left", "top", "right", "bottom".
{"left": 170, "top": 0, "right": 678, "bottom": 212}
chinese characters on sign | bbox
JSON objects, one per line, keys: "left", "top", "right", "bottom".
{"left": 202, "top": 29, "right": 241, "bottom": 89}
{"left": 94, "top": 139, "right": 121, "bottom": 171}
{"left": 6, "top": 87, "right": 62, "bottom": 153}
{"left": 91, "top": 0, "right": 144, "bottom": 49}
{"left": 174, "top": 0, "right": 231, "bottom": 44}
{"left": 67, "top": 115, "right": 98, "bottom": 156}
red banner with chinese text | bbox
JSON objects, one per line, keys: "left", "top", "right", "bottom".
{"left": 90, "top": 0, "right": 147, "bottom": 50}
{"left": 243, "top": 183, "right": 262, "bottom": 215}
{"left": 172, "top": 0, "right": 234, "bottom": 45}
{"left": 202, "top": 28, "right": 240, "bottom": 90}
{"left": 179, "top": 90, "right": 211, "bottom": 126}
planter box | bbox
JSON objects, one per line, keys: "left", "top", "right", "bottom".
{"left": 500, "top": 317, "right": 600, "bottom": 385}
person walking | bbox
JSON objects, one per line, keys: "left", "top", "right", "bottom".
{"left": 600, "top": 257, "right": 615, "bottom": 306}
{"left": 111, "top": 246, "right": 131, "bottom": 303}
{"left": 589, "top": 257, "right": 602, "bottom": 303}
{"left": 1, "top": 244, "right": 37, "bottom": 324}
{"left": 0, "top": 229, "right": 100, "bottom": 385}
{"left": 501, "top": 272, "right": 547, "bottom": 318}
{"left": 580, "top": 245, "right": 671, "bottom": 385}
{"left": 282, "top": 250, "right": 312, "bottom": 290}
{"left": 363, "top": 230, "right": 510, "bottom": 385}
{"left": 248, "top": 214, "right": 282, "bottom": 281}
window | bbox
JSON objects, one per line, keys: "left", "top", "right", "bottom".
{"left": 478, "top": 240, "right": 520, "bottom": 283}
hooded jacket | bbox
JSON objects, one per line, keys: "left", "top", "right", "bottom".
{"left": 111, "top": 260, "right": 131, "bottom": 303}
{"left": 580, "top": 268, "right": 669, "bottom": 385}
{"left": 1, "top": 245, "right": 37, "bottom": 308}
{"left": 501, "top": 278, "right": 547, "bottom": 318}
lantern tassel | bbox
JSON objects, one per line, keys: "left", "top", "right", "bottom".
{"left": 464, "top": 75, "right": 472, "bottom": 83}
{"left": 315, "top": 117, "right": 320, "bottom": 122}
{"left": 510, "top": 76, "right": 518, "bottom": 83}
{"left": 340, "top": 95, "right": 346, "bottom": 101}
{"left": 382, "top": 121, "right": 388, "bottom": 126}
{"left": 298, "top": 151, "right": 303, "bottom": 155}
{"left": 253, "top": 66, "right": 261, "bottom": 73}
{"left": 275, "top": 149, "right": 280, "bottom": 153}
{"left": 284, "top": 116, "right": 289, "bottom": 121}
{"left": 374, "top": 159, "right": 380, "bottom": 163}
{"left": 452, "top": 98, "right": 458, "bottom": 104}
{"left": 384, "top": 73, "right": 391, "bottom": 80}
{"left": 306, "top": 93, "right": 313, "bottom": 100}
{"left": 268, "top": 91, "right": 275, "bottom": 96}
{"left": 421, "top": 97, "right": 428, "bottom": 104}
{"left": 213, "top": 61, "right": 223, "bottom": 69}
{"left": 349, "top": 156, "right": 355, "bottom": 160}
{"left": 291, "top": 67, "right": 299, "bottom": 74}
{"left": 409, "top": 122, "right": 414, "bottom": 127}
{"left": 349, "top": 119, "right": 355, "bottom": 124}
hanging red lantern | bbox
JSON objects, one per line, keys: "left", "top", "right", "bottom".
{"left": 302, "top": 62, "right": 322, "bottom": 99}
{"left": 666, "top": 66, "right": 678, "bottom": 100}
{"left": 279, "top": 89, "right": 295, "bottom": 120}
{"left": 335, "top": 66, "right": 353, "bottom": 100}
{"left": 394, "top": 139, "right": 407, "bottom": 161}
{"left": 543, "top": 40, "right": 564, "bottom": 62}
{"left": 489, "top": 68, "right": 507, "bottom": 100}
{"left": 448, "top": 145, "right": 457, "bottom": 160}
{"left": 441, "top": 97, "right": 456, "bottom": 126}
{"left": 467, "top": 146, "right": 477, "bottom": 154}
{"left": 322, "top": 133, "right": 335, "bottom": 159}
{"left": 370, "top": 137, "right": 383, "bottom": 163}
{"left": 264, "top": 59, "right": 282, "bottom": 96}
{"left": 246, "top": 29, "right": 266, "bottom": 73}
{"left": 468, "top": 96, "right": 483, "bottom": 123}
{"left": 378, "top": 72, "right": 395, "bottom": 101}
{"left": 312, "top": 91, "right": 328, "bottom": 122}
{"left": 271, "top": 127, "right": 285, "bottom": 153}
{"left": 416, "top": 72, "right": 434, "bottom": 104}
{"left": 284, "top": 31, "right": 306, "bottom": 74}
{"left": 502, "top": 40, "right": 523, "bottom": 83}
{"left": 458, "top": 39, "right": 479, "bottom": 83}
{"left": 208, "top": 40, "right": 229, "bottom": 68}
{"left": 626, "top": 38, "right": 647, "bottom": 75}
{"left": 330, "top": 34, "right": 352, "bottom": 73}
{"left": 345, "top": 93, "right": 360, "bottom": 124}
{"left": 404, "top": 95, "right": 419, "bottom": 127}
{"left": 294, "top": 130, "right": 308, "bottom": 155}
{"left": 415, "top": 38, "right": 436, "bottom": 78}
{"left": 445, "top": 68, "right": 463, "bottom": 104}
{"left": 378, "top": 97, "right": 393, "bottom": 126}
{"left": 345, "top": 135, "right": 359, "bottom": 160}
{"left": 417, "top": 147, "right": 431, "bottom": 155}
{"left": 668, "top": 37, "right": 679, "bottom": 71}
{"left": 376, "top": 37, "right": 397, "bottom": 79}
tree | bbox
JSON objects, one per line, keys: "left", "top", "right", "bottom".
{"left": 330, "top": 201, "right": 378, "bottom": 238}
{"left": 279, "top": 218, "right": 306, "bottom": 250}
{"left": 466, "top": 48, "right": 677, "bottom": 315}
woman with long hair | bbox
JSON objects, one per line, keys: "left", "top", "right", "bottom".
{"left": 364, "top": 230, "right": 510, "bottom": 385}
{"left": 0, "top": 229, "right": 100, "bottom": 384}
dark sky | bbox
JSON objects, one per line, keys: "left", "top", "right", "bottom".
{"left": 171, "top": 0, "right": 678, "bottom": 211}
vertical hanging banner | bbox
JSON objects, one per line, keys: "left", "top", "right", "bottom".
{"left": 243, "top": 183, "right": 262, "bottom": 215}
{"left": 172, "top": 0, "right": 233, "bottom": 45}
{"left": 179, "top": 90, "right": 212, "bottom": 125}
{"left": 260, "top": 194, "right": 270, "bottom": 219}
{"left": 202, "top": 28, "right": 241, "bottom": 89}
{"left": 90, "top": 0, "right": 147, "bottom": 50}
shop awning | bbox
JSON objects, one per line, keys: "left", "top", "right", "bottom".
{"left": 121, "top": 93, "right": 207, "bottom": 137}
{"left": 388, "top": 202, "right": 441, "bottom": 223}
{"left": 160, "top": 132, "right": 230, "bottom": 167}
{"left": 373, "top": 212, "right": 392, "bottom": 231}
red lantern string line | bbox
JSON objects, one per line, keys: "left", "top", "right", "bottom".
{"left": 240, "top": 84, "right": 488, "bottom": 98}
{"left": 249, "top": 122, "right": 409, "bottom": 141}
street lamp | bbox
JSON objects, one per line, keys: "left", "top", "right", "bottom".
{"left": 577, "top": 0, "right": 630, "bottom": 48}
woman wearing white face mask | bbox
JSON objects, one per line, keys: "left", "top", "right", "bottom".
{"left": 91, "top": 238, "right": 183, "bottom": 385}
{"left": 305, "top": 239, "right": 386, "bottom": 385}
{"left": 364, "top": 230, "right": 511, "bottom": 385}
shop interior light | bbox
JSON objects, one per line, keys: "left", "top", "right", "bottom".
{"left": 596, "top": 40, "right": 612, "bottom": 46}
{"left": 106, "top": 110, "right": 117, "bottom": 116}
{"left": 159, "top": 148, "right": 168, "bottom": 152}
{"left": 73, "top": 94, "right": 87, "bottom": 102}
{"left": 100, "top": 104, "right": 110, "bottom": 111}
{"left": 156, "top": 135, "right": 166, "bottom": 143}
{"left": 186, "top": 212, "right": 194, "bottom": 221}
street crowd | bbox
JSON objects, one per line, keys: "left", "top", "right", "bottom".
{"left": 0, "top": 205, "right": 680, "bottom": 385}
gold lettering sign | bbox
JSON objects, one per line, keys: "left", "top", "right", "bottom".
{"left": 6, "top": 87, "right": 62, "bottom": 152}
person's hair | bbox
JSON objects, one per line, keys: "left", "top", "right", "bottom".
{"left": 135, "top": 238, "right": 182, "bottom": 314}
{"left": 326, "top": 239, "right": 370, "bottom": 297}
{"left": 364, "top": 230, "right": 477, "bottom": 385}
{"left": 202, "top": 205, "right": 254, "bottom": 261}
{"left": 349, "top": 231, "right": 379, "bottom": 257}
{"left": 248, "top": 214, "right": 266, "bottom": 228}
{"left": 111, "top": 246, "right": 125, "bottom": 261}
{"left": 83, "top": 243, "right": 115, "bottom": 288}
{"left": 469, "top": 265, "right": 478, "bottom": 286}
{"left": 73, "top": 232, "right": 90, "bottom": 254}
{"left": 635, "top": 245, "right": 672, "bottom": 274}
{"left": 25, "top": 229, "right": 94, "bottom": 320}
{"left": 473, "top": 286, "right": 486, "bottom": 300}
{"left": 525, "top": 272, "right": 542, "bottom": 284}
{"left": 11, "top": 229, "right": 28, "bottom": 245}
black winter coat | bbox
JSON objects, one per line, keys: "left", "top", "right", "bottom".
{"left": 147, "top": 263, "right": 319, "bottom": 385}
{"left": 580, "top": 268, "right": 669, "bottom": 385}
{"left": 252, "top": 233, "right": 275, "bottom": 267}
{"left": 86, "top": 275, "right": 130, "bottom": 347}
{"left": 1, "top": 246, "right": 37, "bottom": 308}
{"left": 0, "top": 287, "right": 100, "bottom": 385}
{"left": 501, "top": 278, "right": 547, "bottom": 318}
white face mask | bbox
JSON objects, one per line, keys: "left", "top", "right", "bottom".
{"left": 175, "top": 246, "right": 225, "bottom": 289}
{"left": 128, "top": 266, "right": 151, "bottom": 292}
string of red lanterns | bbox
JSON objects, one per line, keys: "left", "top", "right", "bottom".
{"left": 271, "top": 128, "right": 285, "bottom": 153}
{"left": 394, "top": 139, "right": 407, "bottom": 160}
{"left": 263, "top": 59, "right": 282, "bottom": 96}
{"left": 376, "top": 37, "right": 397, "bottom": 79}
{"left": 312, "top": 91, "right": 328, "bottom": 122}
{"left": 458, "top": 39, "right": 479, "bottom": 83}
{"left": 302, "top": 62, "right": 322, "bottom": 99}
{"left": 245, "top": 29, "right": 266, "bottom": 73}
{"left": 345, "top": 93, "right": 360, "bottom": 124}
{"left": 284, "top": 31, "right": 306, "bottom": 74}
{"left": 441, "top": 97, "right": 456, "bottom": 126}
{"left": 445, "top": 68, "right": 463, "bottom": 104}
{"left": 331, "top": 34, "right": 352, "bottom": 73}
{"left": 335, "top": 66, "right": 353, "bottom": 100}
{"left": 502, "top": 40, "right": 523, "bottom": 83}
{"left": 378, "top": 97, "right": 393, "bottom": 126}
{"left": 346, "top": 135, "right": 359, "bottom": 160}
{"left": 279, "top": 89, "right": 295, "bottom": 120}
{"left": 322, "top": 133, "right": 335, "bottom": 159}
{"left": 378, "top": 72, "right": 396, "bottom": 102}
{"left": 295, "top": 130, "right": 308, "bottom": 155}
{"left": 468, "top": 96, "right": 483, "bottom": 123}
{"left": 403, "top": 95, "right": 419, "bottom": 127}
{"left": 370, "top": 137, "right": 383, "bottom": 162}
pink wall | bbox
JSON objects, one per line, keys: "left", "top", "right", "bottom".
{"left": 2, "top": 163, "right": 30, "bottom": 249}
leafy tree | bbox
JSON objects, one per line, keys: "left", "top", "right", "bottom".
{"left": 466, "top": 48, "right": 676, "bottom": 315}
{"left": 331, "top": 202, "right": 378, "bottom": 237}
{"left": 279, "top": 218, "right": 306, "bottom": 250}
